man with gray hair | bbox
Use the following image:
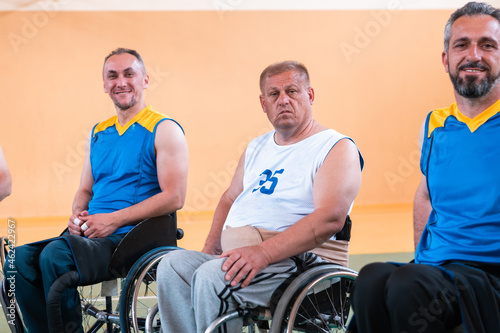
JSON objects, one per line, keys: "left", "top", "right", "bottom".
{"left": 157, "top": 60, "right": 363, "bottom": 333}
{"left": 350, "top": 2, "right": 500, "bottom": 332}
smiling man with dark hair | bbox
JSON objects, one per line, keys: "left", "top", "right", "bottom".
{"left": 350, "top": 3, "right": 500, "bottom": 332}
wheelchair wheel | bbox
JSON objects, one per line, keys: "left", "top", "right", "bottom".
{"left": 270, "top": 265, "right": 357, "bottom": 333}
{"left": 79, "top": 282, "right": 121, "bottom": 332}
{"left": 119, "top": 246, "right": 180, "bottom": 333}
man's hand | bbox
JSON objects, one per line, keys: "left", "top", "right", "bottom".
{"left": 68, "top": 210, "right": 89, "bottom": 236}
{"left": 78, "top": 212, "right": 119, "bottom": 238}
{"left": 201, "top": 235, "right": 222, "bottom": 255}
{"left": 201, "top": 244, "right": 222, "bottom": 256}
{"left": 219, "top": 245, "right": 271, "bottom": 288}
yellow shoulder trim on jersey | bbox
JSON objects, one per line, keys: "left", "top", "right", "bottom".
{"left": 93, "top": 116, "right": 118, "bottom": 137}
{"left": 93, "top": 106, "right": 168, "bottom": 136}
{"left": 428, "top": 105, "right": 454, "bottom": 137}
{"left": 136, "top": 107, "right": 169, "bottom": 133}
{"left": 466, "top": 98, "right": 500, "bottom": 132}
{"left": 114, "top": 105, "right": 167, "bottom": 135}
{"left": 428, "top": 99, "right": 500, "bottom": 136}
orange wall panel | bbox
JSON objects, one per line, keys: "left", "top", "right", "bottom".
{"left": 0, "top": 10, "right": 455, "bottom": 218}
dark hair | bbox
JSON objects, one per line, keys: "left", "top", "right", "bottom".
{"left": 103, "top": 48, "right": 146, "bottom": 73}
{"left": 444, "top": 2, "right": 500, "bottom": 52}
{"left": 259, "top": 61, "right": 310, "bottom": 93}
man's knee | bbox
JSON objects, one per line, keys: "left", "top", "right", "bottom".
{"left": 192, "top": 258, "right": 226, "bottom": 291}
{"left": 157, "top": 250, "right": 185, "bottom": 279}
{"left": 355, "top": 262, "right": 397, "bottom": 292}
{"left": 385, "top": 264, "right": 450, "bottom": 309}
{"left": 38, "top": 240, "right": 74, "bottom": 273}
{"left": 351, "top": 262, "right": 398, "bottom": 309}
{"left": 158, "top": 250, "right": 213, "bottom": 282}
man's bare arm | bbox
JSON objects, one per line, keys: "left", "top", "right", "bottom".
{"left": 413, "top": 120, "right": 431, "bottom": 249}
{"left": 68, "top": 131, "right": 94, "bottom": 235}
{"left": 0, "top": 145, "right": 12, "bottom": 202}
{"left": 202, "top": 151, "right": 245, "bottom": 255}
{"left": 413, "top": 175, "right": 431, "bottom": 249}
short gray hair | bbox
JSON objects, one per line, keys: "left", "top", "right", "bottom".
{"left": 259, "top": 61, "right": 310, "bottom": 93}
{"left": 103, "top": 48, "right": 146, "bottom": 74}
{"left": 444, "top": 2, "right": 500, "bottom": 52}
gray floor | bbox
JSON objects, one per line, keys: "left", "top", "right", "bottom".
{"left": 349, "top": 251, "right": 414, "bottom": 272}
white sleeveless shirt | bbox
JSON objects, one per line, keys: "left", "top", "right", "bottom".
{"left": 223, "top": 129, "right": 355, "bottom": 233}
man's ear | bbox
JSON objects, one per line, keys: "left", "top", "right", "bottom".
{"left": 442, "top": 51, "right": 450, "bottom": 74}
{"left": 308, "top": 87, "right": 315, "bottom": 105}
{"left": 260, "top": 94, "right": 267, "bottom": 113}
{"left": 143, "top": 74, "right": 150, "bottom": 89}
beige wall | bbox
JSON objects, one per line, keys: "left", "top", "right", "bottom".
{"left": 0, "top": 9, "right": 455, "bottom": 219}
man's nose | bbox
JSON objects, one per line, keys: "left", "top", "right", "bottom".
{"left": 278, "top": 92, "right": 290, "bottom": 105}
{"left": 117, "top": 75, "right": 127, "bottom": 87}
{"left": 466, "top": 44, "right": 481, "bottom": 62}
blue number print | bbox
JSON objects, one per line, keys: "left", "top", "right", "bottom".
{"left": 252, "top": 169, "right": 284, "bottom": 195}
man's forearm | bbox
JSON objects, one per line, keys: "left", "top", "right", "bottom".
{"left": 413, "top": 185, "right": 432, "bottom": 250}
{"left": 413, "top": 204, "right": 430, "bottom": 250}
{"left": 203, "top": 192, "right": 234, "bottom": 253}
{"left": 259, "top": 210, "right": 345, "bottom": 265}
{"left": 72, "top": 189, "right": 92, "bottom": 215}
{"left": 110, "top": 189, "right": 184, "bottom": 228}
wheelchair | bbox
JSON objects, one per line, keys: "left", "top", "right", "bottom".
{"left": 205, "top": 216, "right": 357, "bottom": 333}
{"left": 0, "top": 213, "right": 183, "bottom": 333}
{"left": 206, "top": 264, "right": 358, "bottom": 333}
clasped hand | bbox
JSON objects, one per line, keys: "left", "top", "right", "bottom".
{"left": 68, "top": 210, "right": 118, "bottom": 238}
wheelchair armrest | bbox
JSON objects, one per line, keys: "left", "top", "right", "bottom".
{"left": 335, "top": 215, "right": 352, "bottom": 242}
{"left": 108, "top": 213, "right": 178, "bottom": 278}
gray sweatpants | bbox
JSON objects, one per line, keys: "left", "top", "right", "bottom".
{"left": 157, "top": 249, "right": 324, "bottom": 333}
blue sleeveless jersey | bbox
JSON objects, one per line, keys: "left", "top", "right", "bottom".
{"left": 88, "top": 105, "right": 182, "bottom": 234}
{"left": 415, "top": 99, "right": 500, "bottom": 264}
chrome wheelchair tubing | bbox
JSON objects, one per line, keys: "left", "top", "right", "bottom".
{"left": 120, "top": 246, "right": 181, "bottom": 333}
{"left": 131, "top": 253, "right": 168, "bottom": 332}
{"left": 270, "top": 265, "right": 358, "bottom": 333}
{"left": 204, "top": 309, "right": 246, "bottom": 333}
{"left": 204, "top": 306, "right": 272, "bottom": 333}
{"left": 145, "top": 303, "right": 159, "bottom": 333}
